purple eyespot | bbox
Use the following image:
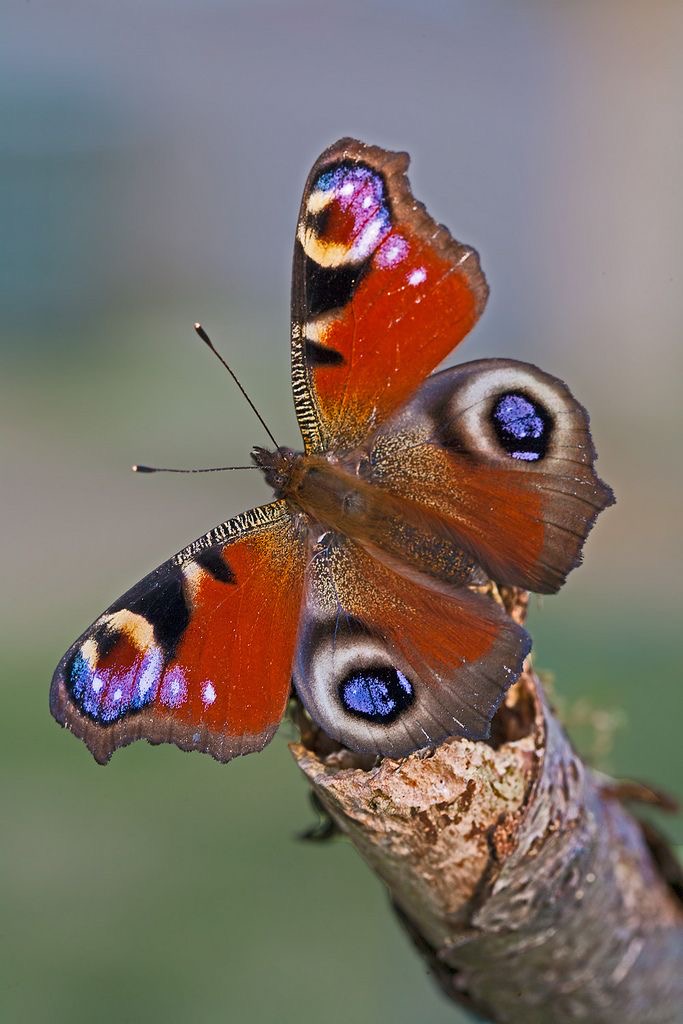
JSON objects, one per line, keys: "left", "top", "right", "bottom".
{"left": 313, "top": 161, "right": 391, "bottom": 261}
{"left": 375, "top": 234, "right": 409, "bottom": 269}
{"left": 339, "top": 666, "right": 414, "bottom": 723}
{"left": 159, "top": 666, "right": 188, "bottom": 708}
{"left": 67, "top": 645, "right": 163, "bottom": 723}
{"left": 492, "top": 392, "right": 551, "bottom": 461}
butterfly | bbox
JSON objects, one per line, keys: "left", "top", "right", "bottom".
{"left": 50, "top": 138, "right": 614, "bottom": 765}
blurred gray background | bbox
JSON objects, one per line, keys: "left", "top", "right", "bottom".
{"left": 2, "top": 3, "right": 681, "bottom": 1023}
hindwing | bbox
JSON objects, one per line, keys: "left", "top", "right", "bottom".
{"left": 359, "top": 359, "right": 615, "bottom": 594}
{"left": 293, "top": 533, "right": 530, "bottom": 757}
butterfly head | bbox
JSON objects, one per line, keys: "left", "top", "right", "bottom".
{"left": 251, "top": 445, "right": 303, "bottom": 497}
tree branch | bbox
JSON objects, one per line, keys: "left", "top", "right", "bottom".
{"left": 290, "top": 589, "right": 683, "bottom": 1023}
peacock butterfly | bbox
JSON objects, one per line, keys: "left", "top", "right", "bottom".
{"left": 50, "top": 138, "right": 614, "bottom": 764}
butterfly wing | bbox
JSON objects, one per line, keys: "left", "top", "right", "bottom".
{"left": 50, "top": 502, "right": 306, "bottom": 763}
{"left": 293, "top": 533, "right": 530, "bottom": 757}
{"left": 291, "top": 138, "right": 488, "bottom": 453}
{"left": 359, "top": 359, "right": 614, "bottom": 595}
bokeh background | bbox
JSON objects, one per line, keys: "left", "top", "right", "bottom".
{"left": 2, "top": 3, "right": 681, "bottom": 1022}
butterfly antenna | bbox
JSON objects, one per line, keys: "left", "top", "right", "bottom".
{"left": 194, "top": 322, "right": 280, "bottom": 449}
{"left": 132, "top": 464, "right": 258, "bottom": 474}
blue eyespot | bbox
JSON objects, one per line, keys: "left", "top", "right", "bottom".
{"left": 339, "top": 667, "right": 415, "bottom": 723}
{"left": 66, "top": 643, "right": 163, "bottom": 723}
{"left": 491, "top": 392, "right": 551, "bottom": 461}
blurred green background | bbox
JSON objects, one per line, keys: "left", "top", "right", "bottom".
{"left": 2, "top": 3, "right": 681, "bottom": 1023}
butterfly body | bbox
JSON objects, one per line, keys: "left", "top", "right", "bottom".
{"left": 51, "top": 138, "right": 613, "bottom": 765}
{"left": 253, "top": 444, "right": 485, "bottom": 593}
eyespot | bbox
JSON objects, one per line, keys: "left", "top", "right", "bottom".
{"left": 299, "top": 161, "right": 392, "bottom": 268}
{"left": 67, "top": 635, "right": 164, "bottom": 723}
{"left": 433, "top": 361, "right": 575, "bottom": 465}
{"left": 293, "top": 615, "right": 424, "bottom": 754}
{"left": 339, "top": 666, "right": 415, "bottom": 723}
{"left": 491, "top": 391, "right": 552, "bottom": 461}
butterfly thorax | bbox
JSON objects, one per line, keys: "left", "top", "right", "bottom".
{"left": 253, "top": 444, "right": 486, "bottom": 590}
{"left": 252, "top": 445, "right": 360, "bottom": 521}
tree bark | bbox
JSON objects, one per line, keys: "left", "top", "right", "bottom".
{"left": 290, "top": 588, "right": 683, "bottom": 1023}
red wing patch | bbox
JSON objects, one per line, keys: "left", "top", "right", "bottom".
{"left": 291, "top": 138, "right": 488, "bottom": 452}
{"left": 50, "top": 503, "right": 306, "bottom": 763}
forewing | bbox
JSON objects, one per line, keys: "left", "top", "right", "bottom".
{"left": 363, "top": 359, "right": 615, "bottom": 594}
{"left": 291, "top": 138, "right": 488, "bottom": 453}
{"left": 50, "top": 502, "right": 306, "bottom": 763}
{"left": 293, "top": 534, "right": 530, "bottom": 758}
